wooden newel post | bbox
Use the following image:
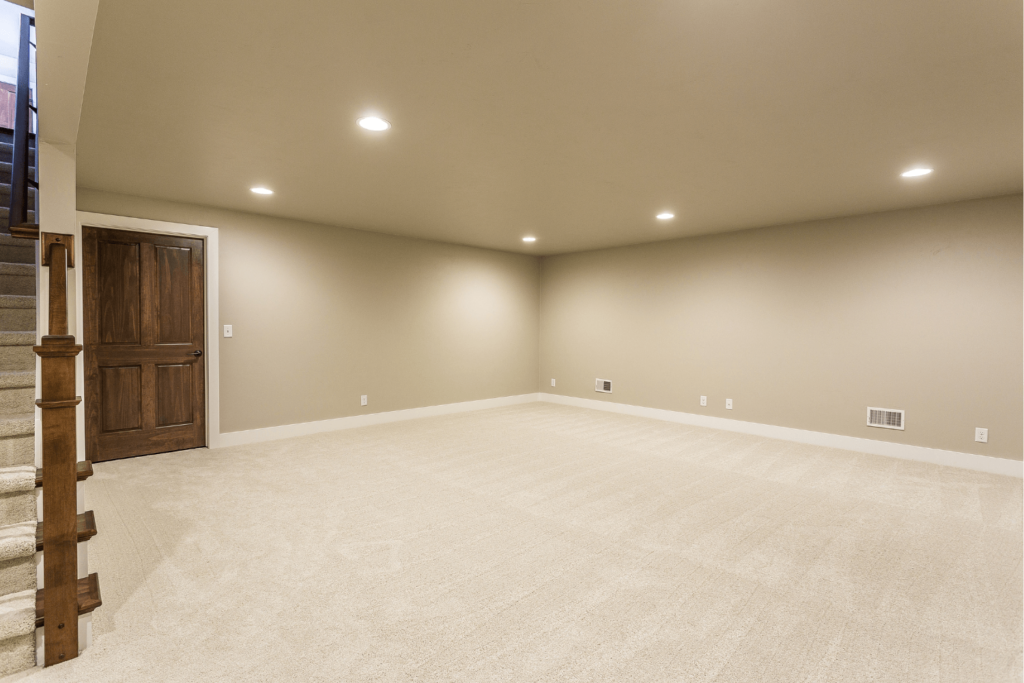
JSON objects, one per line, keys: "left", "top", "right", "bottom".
{"left": 34, "top": 234, "right": 82, "bottom": 666}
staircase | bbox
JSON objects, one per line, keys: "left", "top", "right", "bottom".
{"left": 0, "top": 126, "right": 38, "bottom": 676}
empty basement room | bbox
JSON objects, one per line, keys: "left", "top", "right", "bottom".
{"left": 0, "top": 0, "right": 1019, "bottom": 681}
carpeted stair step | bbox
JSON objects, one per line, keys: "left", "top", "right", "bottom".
{"left": 0, "top": 331, "right": 36, "bottom": 372}
{"left": 0, "top": 295, "right": 35, "bottom": 331}
{"left": 0, "top": 178, "right": 33, "bottom": 196}
{"left": 35, "top": 573, "right": 102, "bottom": 628}
{"left": 0, "top": 133, "right": 36, "bottom": 161}
{"left": 0, "top": 188, "right": 36, "bottom": 230}
{"left": 0, "top": 414, "right": 32, "bottom": 441}
{"left": 0, "top": 522, "right": 33, "bottom": 563}
{"left": 0, "top": 519, "right": 34, "bottom": 605}
{"left": 0, "top": 236, "right": 34, "bottom": 266}
{"left": 0, "top": 466, "right": 33, "bottom": 496}
{"left": 0, "top": 371, "right": 33, "bottom": 391}
{"left": 0, "top": 379, "right": 33, "bottom": 468}
{"left": 0, "top": 464, "right": 36, "bottom": 529}
{"left": 0, "top": 146, "right": 37, "bottom": 165}
{"left": 0, "top": 606, "right": 33, "bottom": 675}
{"left": 0, "top": 493, "right": 33, "bottom": 531}
{"left": 0, "top": 210, "right": 34, "bottom": 229}
{"left": 0, "top": 419, "right": 33, "bottom": 483}
{"left": 0, "top": 589, "right": 34, "bottom": 642}
{"left": 0, "top": 388, "right": 32, "bottom": 417}
{"left": 0, "top": 435, "right": 32, "bottom": 469}
{"left": 0, "top": 185, "right": 36, "bottom": 206}
{"left": 35, "top": 460, "right": 93, "bottom": 488}
{"left": 35, "top": 511, "right": 96, "bottom": 552}
{"left": 0, "top": 591, "right": 34, "bottom": 676}
{"left": 0, "top": 554, "right": 32, "bottom": 604}
{"left": 0, "top": 140, "right": 37, "bottom": 166}
{"left": 0, "top": 263, "right": 35, "bottom": 297}
{"left": 0, "top": 371, "right": 34, "bottom": 419}
{"left": 0, "top": 295, "right": 35, "bottom": 309}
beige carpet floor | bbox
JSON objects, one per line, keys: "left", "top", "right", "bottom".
{"left": 13, "top": 403, "right": 1023, "bottom": 682}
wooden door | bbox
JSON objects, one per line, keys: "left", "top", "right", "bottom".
{"left": 83, "top": 227, "right": 206, "bottom": 462}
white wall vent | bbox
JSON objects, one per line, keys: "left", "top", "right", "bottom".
{"left": 595, "top": 378, "right": 613, "bottom": 393}
{"left": 867, "top": 407, "right": 904, "bottom": 430}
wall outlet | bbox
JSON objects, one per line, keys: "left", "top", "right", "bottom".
{"left": 360, "top": 395, "right": 368, "bottom": 406}
{"left": 975, "top": 427, "right": 988, "bottom": 443}
{"left": 223, "top": 324, "right": 232, "bottom": 338}
{"left": 551, "top": 378, "right": 556, "bottom": 387}
{"left": 725, "top": 398, "right": 733, "bottom": 410}
{"left": 700, "top": 396, "right": 707, "bottom": 407}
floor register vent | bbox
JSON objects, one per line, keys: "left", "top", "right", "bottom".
{"left": 867, "top": 407, "right": 904, "bottom": 430}
{"left": 595, "top": 378, "right": 613, "bottom": 393}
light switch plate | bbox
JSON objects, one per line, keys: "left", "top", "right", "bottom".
{"left": 223, "top": 324, "right": 232, "bottom": 338}
{"left": 726, "top": 398, "right": 733, "bottom": 410}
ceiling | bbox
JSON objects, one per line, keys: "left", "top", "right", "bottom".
{"left": 75, "top": 0, "right": 1022, "bottom": 255}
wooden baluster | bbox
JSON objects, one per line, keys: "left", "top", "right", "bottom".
{"left": 35, "top": 235, "right": 82, "bottom": 665}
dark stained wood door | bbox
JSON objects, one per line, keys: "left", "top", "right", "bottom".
{"left": 83, "top": 227, "right": 206, "bottom": 462}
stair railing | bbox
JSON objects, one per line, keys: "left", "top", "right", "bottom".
{"left": 9, "top": 13, "right": 37, "bottom": 239}
{"left": 7, "top": 9, "right": 101, "bottom": 666}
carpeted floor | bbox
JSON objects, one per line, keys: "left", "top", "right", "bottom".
{"left": 14, "top": 403, "right": 1023, "bottom": 682}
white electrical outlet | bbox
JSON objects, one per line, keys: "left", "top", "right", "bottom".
{"left": 726, "top": 398, "right": 733, "bottom": 410}
{"left": 975, "top": 427, "right": 988, "bottom": 443}
{"left": 700, "top": 396, "right": 707, "bottom": 407}
{"left": 360, "top": 395, "right": 368, "bottom": 406}
{"left": 551, "top": 378, "right": 556, "bottom": 387}
{"left": 223, "top": 324, "right": 232, "bottom": 338}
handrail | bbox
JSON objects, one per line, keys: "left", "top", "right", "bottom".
{"left": 35, "top": 234, "right": 83, "bottom": 666}
{"left": 8, "top": 14, "right": 35, "bottom": 237}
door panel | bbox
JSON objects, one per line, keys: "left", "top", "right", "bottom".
{"left": 99, "top": 365, "right": 142, "bottom": 432}
{"left": 97, "top": 241, "right": 140, "bottom": 344}
{"left": 155, "top": 245, "right": 192, "bottom": 344}
{"left": 156, "top": 364, "right": 193, "bottom": 427}
{"left": 84, "top": 227, "right": 206, "bottom": 462}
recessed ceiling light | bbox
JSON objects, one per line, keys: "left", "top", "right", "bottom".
{"left": 250, "top": 187, "right": 273, "bottom": 195}
{"left": 656, "top": 212, "right": 675, "bottom": 220}
{"left": 901, "top": 167, "right": 933, "bottom": 178}
{"left": 358, "top": 116, "right": 391, "bottom": 131}
{"left": 522, "top": 236, "right": 536, "bottom": 243}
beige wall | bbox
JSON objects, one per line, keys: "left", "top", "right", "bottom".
{"left": 77, "top": 189, "right": 1022, "bottom": 460}
{"left": 77, "top": 189, "right": 541, "bottom": 434}
{"left": 539, "top": 195, "right": 1023, "bottom": 460}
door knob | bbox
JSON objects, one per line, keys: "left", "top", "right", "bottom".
{"left": 191, "top": 350, "right": 203, "bottom": 357}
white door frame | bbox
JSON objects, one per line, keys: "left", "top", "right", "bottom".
{"left": 65, "top": 212, "right": 222, "bottom": 455}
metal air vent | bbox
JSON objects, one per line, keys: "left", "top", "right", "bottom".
{"left": 867, "top": 407, "right": 904, "bottom": 430}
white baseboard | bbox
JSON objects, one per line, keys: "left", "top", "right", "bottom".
{"left": 215, "top": 391, "right": 1022, "bottom": 478}
{"left": 217, "top": 393, "right": 541, "bottom": 448}
{"left": 538, "top": 393, "right": 1023, "bottom": 478}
